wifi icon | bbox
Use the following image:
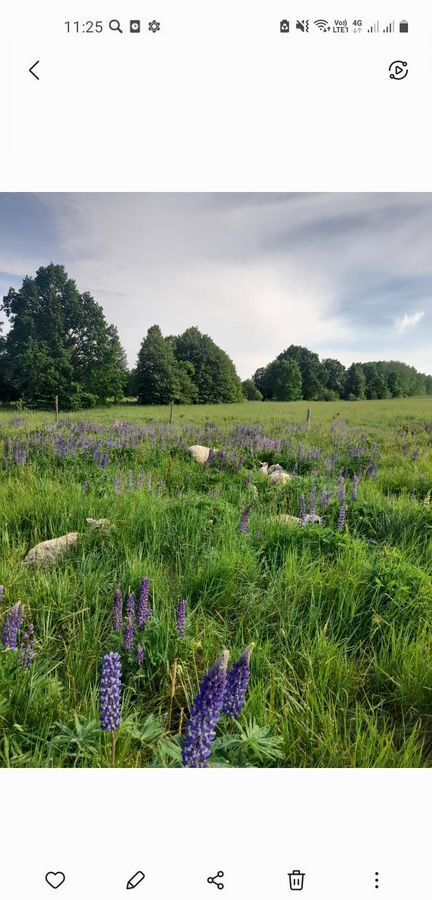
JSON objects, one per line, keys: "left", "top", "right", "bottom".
{"left": 314, "top": 19, "right": 330, "bottom": 31}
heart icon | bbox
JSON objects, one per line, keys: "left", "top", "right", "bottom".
{"left": 45, "top": 872, "right": 66, "bottom": 889}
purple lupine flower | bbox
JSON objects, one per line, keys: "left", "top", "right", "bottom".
{"left": 182, "top": 651, "right": 230, "bottom": 768}
{"left": 310, "top": 486, "right": 317, "bottom": 520}
{"left": 338, "top": 504, "right": 348, "bottom": 532}
{"left": 113, "top": 589, "right": 123, "bottom": 633}
{"left": 177, "top": 599, "right": 186, "bottom": 638}
{"left": 124, "top": 594, "right": 136, "bottom": 651}
{"left": 352, "top": 473, "right": 360, "bottom": 502}
{"left": 240, "top": 505, "right": 251, "bottom": 535}
{"left": 320, "top": 486, "right": 330, "bottom": 507}
{"left": 82, "top": 482, "right": 89, "bottom": 494}
{"left": 100, "top": 652, "right": 122, "bottom": 732}
{"left": 137, "top": 645, "right": 145, "bottom": 667}
{"left": 338, "top": 476, "right": 346, "bottom": 503}
{"left": 299, "top": 494, "right": 307, "bottom": 527}
{"left": 3, "top": 602, "right": 24, "bottom": 650}
{"left": 0, "top": 585, "right": 4, "bottom": 609}
{"left": 20, "top": 624, "right": 35, "bottom": 669}
{"left": 223, "top": 646, "right": 252, "bottom": 719}
{"left": 137, "top": 578, "right": 151, "bottom": 628}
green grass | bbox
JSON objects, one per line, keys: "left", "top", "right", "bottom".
{"left": 0, "top": 397, "right": 431, "bottom": 767}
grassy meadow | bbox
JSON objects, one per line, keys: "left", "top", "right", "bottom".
{"left": 1, "top": 397, "right": 432, "bottom": 767}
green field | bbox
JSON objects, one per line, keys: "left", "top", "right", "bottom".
{"left": 1, "top": 397, "right": 431, "bottom": 767}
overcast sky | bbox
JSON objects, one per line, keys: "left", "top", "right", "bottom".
{"left": 0, "top": 193, "right": 431, "bottom": 378}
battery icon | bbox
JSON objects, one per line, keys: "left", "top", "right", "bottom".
{"left": 399, "top": 20, "right": 408, "bottom": 32}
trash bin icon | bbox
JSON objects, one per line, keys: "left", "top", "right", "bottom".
{"left": 288, "top": 870, "right": 305, "bottom": 891}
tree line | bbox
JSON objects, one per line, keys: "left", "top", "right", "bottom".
{"left": 0, "top": 265, "right": 430, "bottom": 408}
{"left": 249, "top": 345, "right": 432, "bottom": 401}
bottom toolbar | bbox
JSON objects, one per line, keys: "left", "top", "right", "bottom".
{"left": 0, "top": 770, "right": 430, "bottom": 899}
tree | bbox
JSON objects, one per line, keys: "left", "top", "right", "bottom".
{"left": 173, "top": 326, "right": 243, "bottom": 403}
{"left": 1, "top": 264, "right": 128, "bottom": 408}
{"left": 174, "top": 361, "right": 199, "bottom": 404}
{"left": 344, "top": 363, "right": 366, "bottom": 400}
{"left": 321, "top": 358, "right": 346, "bottom": 397}
{"left": 135, "top": 325, "right": 180, "bottom": 405}
{"left": 259, "top": 358, "right": 303, "bottom": 401}
{"left": 277, "top": 345, "right": 322, "bottom": 400}
{"left": 242, "top": 378, "right": 263, "bottom": 401}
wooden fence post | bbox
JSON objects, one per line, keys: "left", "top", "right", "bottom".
{"left": 306, "top": 408, "right": 311, "bottom": 427}
{"left": 55, "top": 395, "right": 59, "bottom": 424}
{"left": 169, "top": 401, "right": 174, "bottom": 425}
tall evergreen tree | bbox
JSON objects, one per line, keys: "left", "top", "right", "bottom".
{"left": 135, "top": 325, "right": 180, "bottom": 405}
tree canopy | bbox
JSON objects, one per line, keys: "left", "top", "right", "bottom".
{"left": 1, "top": 265, "right": 128, "bottom": 408}
{"left": 253, "top": 345, "right": 432, "bottom": 401}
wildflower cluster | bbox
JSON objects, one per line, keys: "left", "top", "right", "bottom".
{"left": 1, "top": 590, "right": 36, "bottom": 668}
{"left": 182, "top": 646, "right": 253, "bottom": 768}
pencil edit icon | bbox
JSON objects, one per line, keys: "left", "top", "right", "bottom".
{"left": 126, "top": 871, "right": 145, "bottom": 890}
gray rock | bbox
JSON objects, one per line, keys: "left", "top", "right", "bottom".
{"left": 24, "top": 532, "right": 80, "bottom": 568}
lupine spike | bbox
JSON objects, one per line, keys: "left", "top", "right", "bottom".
{"left": 137, "top": 645, "right": 145, "bottom": 667}
{"left": 20, "top": 624, "right": 35, "bottom": 669}
{"left": 124, "top": 594, "right": 136, "bottom": 651}
{"left": 338, "top": 475, "right": 346, "bottom": 502}
{"left": 182, "top": 651, "right": 230, "bottom": 768}
{"left": 100, "top": 652, "right": 122, "bottom": 733}
{"left": 3, "top": 602, "right": 24, "bottom": 650}
{"left": 177, "top": 599, "right": 186, "bottom": 637}
{"left": 137, "top": 578, "right": 151, "bottom": 628}
{"left": 240, "top": 505, "right": 251, "bottom": 534}
{"left": 223, "top": 645, "right": 253, "bottom": 719}
{"left": 299, "top": 494, "right": 307, "bottom": 526}
{"left": 310, "top": 486, "right": 317, "bottom": 520}
{"left": 352, "top": 473, "right": 360, "bottom": 502}
{"left": 338, "top": 503, "right": 348, "bottom": 532}
{"left": 113, "top": 589, "right": 123, "bottom": 632}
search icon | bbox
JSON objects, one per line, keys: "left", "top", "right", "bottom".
{"left": 109, "top": 19, "right": 123, "bottom": 33}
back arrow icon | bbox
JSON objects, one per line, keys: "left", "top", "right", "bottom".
{"left": 29, "top": 60, "right": 40, "bottom": 80}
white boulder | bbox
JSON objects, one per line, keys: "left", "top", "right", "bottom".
{"left": 271, "top": 514, "right": 322, "bottom": 526}
{"left": 260, "top": 462, "right": 292, "bottom": 485}
{"left": 24, "top": 532, "right": 80, "bottom": 568}
{"left": 188, "top": 445, "right": 219, "bottom": 465}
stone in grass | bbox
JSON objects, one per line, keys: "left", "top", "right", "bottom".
{"left": 259, "top": 462, "right": 292, "bottom": 485}
{"left": 85, "top": 518, "right": 114, "bottom": 529}
{"left": 271, "top": 514, "right": 323, "bottom": 526}
{"left": 188, "top": 445, "right": 220, "bottom": 465}
{"left": 23, "top": 532, "right": 80, "bottom": 568}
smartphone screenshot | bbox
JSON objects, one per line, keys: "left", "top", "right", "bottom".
{"left": 0, "top": 2, "right": 431, "bottom": 898}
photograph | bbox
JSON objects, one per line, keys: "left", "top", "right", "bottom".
{"left": 0, "top": 192, "right": 431, "bottom": 768}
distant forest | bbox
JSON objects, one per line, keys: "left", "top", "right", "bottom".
{"left": 1, "top": 265, "right": 430, "bottom": 408}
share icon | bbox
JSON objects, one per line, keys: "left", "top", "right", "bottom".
{"left": 207, "top": 870, "right": 224, "bottom": 890}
